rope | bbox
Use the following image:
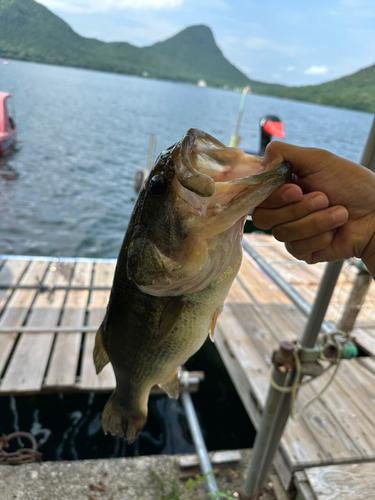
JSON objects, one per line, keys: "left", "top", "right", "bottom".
{"left": 269, "top": 331, "right": 347, "bottom": 420}
{"left": 0, "top": 432, "right": 42, "bottom": 465}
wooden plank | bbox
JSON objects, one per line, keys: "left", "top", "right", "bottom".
{"left": 357, "top": 356, "right": 375, "bottom": 375}
{"left": 352, "top": 327, "right": 375, "bottom": 357}
{"left": 239, "top": 254, "right": 290, "bottom": 305}
{"left": 335, "top": 360, "right": 375, "bottom": 428}
{"left": 226, "top": 277, "right": 253, "bottom": 304}
{"left": 286, "top": 383, "right": 362, "bottom": 465}
{"left": 0, "top": 259, "right": 29, "bottom": 314}
{"left": 216, "top": 318, "right": 271, "bottom": 407}
{"left": 216, "top": 317, "right": 327, "bottom": 477}
{"left": 44, "top": 261, "right": 93, "bottom": 389}
{"left": 79, "top": 261, "right": 116, "bottom": 390}
{"left": 253, "top": 303, "right": 306, "bottom": 344}
{"left": 242, "top": 305, "right": 364, "bottom": 465}
{"left": 220, "top": 261, "right": 332, "bottom": 470}
{"left": 307, "top": 367, "right": 375, "bottom": 458}
{"left": 272, "top": 262, "right": 324, "bottom": 286}
{"left": 1, "top": 261, "right": 74, "bottom": 393}
{"left": 294, "top": 471, "right": 316, "bottom": 500}
{"left": 0, "top": 260, "right": 49, "bottom": 378}
{"left": 305, "top": 462, "right": 375, "bottom": 500}
{"left": 224, "top": 304, "right": 330, "bottom": 468}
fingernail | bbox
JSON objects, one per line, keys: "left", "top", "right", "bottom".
{"left": 257, "top": 165, "right": 266, "bottom": 173}
{"left": 311, "top": 194, "right": 328, "bottom": 210}
{"left": 332, "top": 207, "right": 348, "bottom": 224}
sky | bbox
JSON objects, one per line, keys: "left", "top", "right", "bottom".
{"left": 35, "top": 0, "right": 375, "bottom": 86}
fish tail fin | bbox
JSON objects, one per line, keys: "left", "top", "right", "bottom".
{"left": 93, "top": 324, "right": 110, "bottom": 374}
{"left": 102, "top": 392, "right": 147, "bottom": 443}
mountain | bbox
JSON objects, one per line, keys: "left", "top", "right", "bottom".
{"left": 0, "top": 0, "right": 254, "bottom": 87}
{"left": 261, "top": 64, "right": 375, "bottom": 113}
{"left": 0, "top": 0, "right": 374, "bottom": 113}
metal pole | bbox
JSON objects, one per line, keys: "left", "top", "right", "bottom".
{"left": 300, "top": 261, "right": 343, "bottom": 347}
{"left": 337, "top": 263, "right": 372, "bottom": 334}
{"left": 146, "top": 133, "right": 156, "bottom": 173}
{"left": 240, "top": 368, "right": 288, "bottom": 497}
{"left": 254, "top": 262, "right": 343, "bottom": 490}
{"left": 240, "top": 261, "right": 343, "bottom": 499}
{"left": 229, "top": 86, "right": 251, "bottom": 147}
{"left": 180, "top": 389, "right": 218, "bottom": 494}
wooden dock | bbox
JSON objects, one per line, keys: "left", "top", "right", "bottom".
{"left": 215, "top": 233, "right": 375, "bottom": 492}
{"left": 0, "top": 256, "right": 116, "bottom": 394}
{"left": 1, "top": 232, "right": 375, "bottom": 497}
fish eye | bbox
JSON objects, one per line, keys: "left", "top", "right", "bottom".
{"left": 150, "top": 174, "right": 167, "bottom": 196}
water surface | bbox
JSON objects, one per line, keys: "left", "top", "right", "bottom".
{"left": 0, "top": 60, "right": 372, "bottom": 258}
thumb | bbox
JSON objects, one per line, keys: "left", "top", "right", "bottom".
{"left": 259, "top": 141, "right": 329, "bottom": 179}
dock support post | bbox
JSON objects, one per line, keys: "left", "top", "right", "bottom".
{"left": 239, "top": 261, "right": 343, "bottom": 499}
{"left": 181, "top": 389, "right": 218, "bottom": 495}
{"left": 240, "top": 359, "right": 289, "bottom": 498}
{"left": 337, "top": 262, "right": 372, "bottom": 334}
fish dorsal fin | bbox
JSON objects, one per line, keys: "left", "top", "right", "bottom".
{"left": 158, "top": 368, "right": 180, "bottom": 399}
{"left": 209, "top": 306, "right": 222, "bottom": 342}
{"left": 155, "top": 296, "right": 186, "bottom": 348}
{"left": 93, "top": 324, "right": 110, "bottom": 374}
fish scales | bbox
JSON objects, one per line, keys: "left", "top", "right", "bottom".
{"left": 94, "top": 128, "right": 291, "bottom": 442}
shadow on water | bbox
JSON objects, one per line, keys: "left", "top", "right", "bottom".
{"left": 0, "top": 157, "right": 19, "bottom": 181}
{"left": 0, "top": 339, "right": 255, "bottom": 460}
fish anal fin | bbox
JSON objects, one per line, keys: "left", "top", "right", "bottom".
{"left": 158, "top": 368, "right": 180, "bottom": 399}
{"left": 209, "top": 306, "right": 222, "bottom": 342}
{"left": 102, "top": 392, "right": 147, "bottom": 443}
{"left": 93, "top": 324, "right": 110, "bottom": 374}
{"left": 155, "top": 296, "right": 186, "bottom": 348}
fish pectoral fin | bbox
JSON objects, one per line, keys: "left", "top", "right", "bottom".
{"left": 93, "top": 324, "right": 110, "bottom": 374}
{"left": 209, "top": 306, "right": 222, "bottom": 342}
{"left": 158, "top": 369, "right": 180, "bottom": 399}
{"left": 155, "top": 296, "right": 186, "bottom": 348}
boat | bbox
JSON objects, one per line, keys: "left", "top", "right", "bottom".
{"left": 0, "top": 92, "right": 17, "bottom": 156}
{"left": 241, "top": 115, "right": 285, "bottom": 233}
{"left": 244, "top": 114, "right": 285, "bottom": 156}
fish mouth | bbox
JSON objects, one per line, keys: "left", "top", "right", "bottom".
{"left": 129, "top": 129, "right": 291, "bottom": 297}
{"left": 172, "top": 128, "right": 291, "bottom": 237}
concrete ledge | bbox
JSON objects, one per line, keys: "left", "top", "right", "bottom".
{"left": 0, "top": 449, "right": 285, "bottom": 500}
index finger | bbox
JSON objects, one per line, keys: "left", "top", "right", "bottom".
{"left": 258, "top": 141, "right": 330, "bottom": 178}
{"left": 257, "top": 183, "right": 303, "bottom": 209}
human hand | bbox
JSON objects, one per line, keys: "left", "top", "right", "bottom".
{"left": 252, "top": 142, "right": 375, "bottom": 276}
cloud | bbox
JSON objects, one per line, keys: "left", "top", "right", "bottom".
{"left": 224, "top": 36, "right": 300, "bottom": 57}
{"left": 36, "top": 0, "right": 184, "bottom": 13}
{"left": 286, "top": 66, "right": 295, "bottom": 71}
{"left": 304, "top": 65, "right": 328, "bottom": 75}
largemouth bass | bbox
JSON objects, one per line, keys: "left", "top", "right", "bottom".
{"left": 94, "top": 129, "right": 291, "bottom": 442}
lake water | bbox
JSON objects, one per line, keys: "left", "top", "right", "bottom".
{"left": 0, "top": 59, "right": 373, "bottom": 258}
